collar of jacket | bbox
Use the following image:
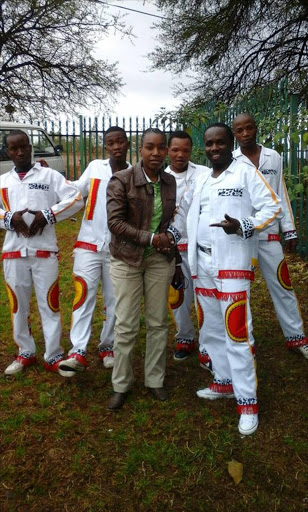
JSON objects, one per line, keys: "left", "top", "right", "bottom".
{"left": 133, "top": 160, "right": 175, "bottom": 187}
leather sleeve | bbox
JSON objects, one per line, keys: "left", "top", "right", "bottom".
{"left": 107, "top": 174, "right": 152, "bottom": 247}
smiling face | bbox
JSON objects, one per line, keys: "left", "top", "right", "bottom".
{"left": 6, "top": 132, "right": 32, "bottom": 171}
{"left": 104, "top": 131, "right": 129, "bottom": 161}
{"left": 140, "top": 132, "right": 167, "bottom": 175}
{"left": 168, "top": 137, "right": 192, "bottom": 173}
{"left": 233, "top": 114, "right": 257, "bottom": 149}
{"left": 203, "top": 126, "right": 233, "bottom": 171}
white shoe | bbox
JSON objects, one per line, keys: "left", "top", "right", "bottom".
{"left": 293, "top": 345, "right": 308, "bottom": 360}
{"left": 238, "top": 414, "right": 259, "bottom": 435}
{"left": 58, "top": 355, "right": 87, "bottom": 377}
{"left": 5, "top": 360, "right": 25, "bottom": 376}
{"left": 196, "top": 387, "right": 235, "bottom": 400}
{"left": 4, "top": 356, "right": 37, "bottom": 376}
{"left": 200, "top": 362, "right": 214, "bottom": 375}
{"left": 103, "top": 355, "right": 114, "bottom": 369}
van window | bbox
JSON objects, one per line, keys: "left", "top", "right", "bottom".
{"left": 0, "top": 128, "right": 58, "bottom": 161}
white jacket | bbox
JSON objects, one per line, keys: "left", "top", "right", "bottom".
{"left": 165, "top": 161, "right": 210, "bottom": 244}
{"left": 233, "top": 145, "right": 296, "bottom": 240}
{"left": 0, "top": 163, "right": 83, "bottom": 254}
{"left": 72, "top": 159, "right": 132, "bottom": 252}
{"left": 172, "top": 159, "right": 283, "bottom": 278}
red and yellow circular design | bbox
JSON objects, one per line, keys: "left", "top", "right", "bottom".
{"left": 225, "top": 299, "right": 248, "bottom": 342}
{"left": 47, "top": 279, "right": 60, "bottom": 313}
{"left": 196, "top": 297, "right": 204, "bottom": 330}
{"left": 72, "top": 276, "right": 88, "bottom": 311}
{"left": 168, "top": 285, "right": 184, "bottom": 310}
{"left": 277, "top": 259, "right": 293, "bottom": 290}
{"left": 5, "top": 282, "right": 18, "bottom": 314}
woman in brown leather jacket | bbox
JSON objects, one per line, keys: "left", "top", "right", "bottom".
{"left": 106, "top": 128, "right": 182, "bottom": 410}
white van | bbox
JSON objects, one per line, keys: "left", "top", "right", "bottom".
{"left": 0, "top": 121, "right": 65, "bottom": 176}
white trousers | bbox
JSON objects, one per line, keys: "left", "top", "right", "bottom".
{"left": 3, "top": 255, "right": 63, "bottom": 363}
{"left": 110, "top": 252, "right": 175, "bottom": 392}
{"left": 169, "top": 249, "right": 195, "bottom": 350}
{"left": 258, "top": 240, "right": 307, "bottom": 348}
{"left": 69, "top": 248, "right": 116, "bottom": 356}
{"left": 196, "top": 250, "right": 258, "bottom": 414}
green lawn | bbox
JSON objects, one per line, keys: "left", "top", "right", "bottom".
{"left": 0, "top": 212, "right": 307, "bottom": 512}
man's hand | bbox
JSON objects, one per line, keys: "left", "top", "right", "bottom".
{"left": 284, "top": 238, "right": 298, "bottom": 254}
{"left": 28, "top": 210, "right": 48, "bottom": 236}
{"left": 36, "top": 159, "right": 48, "bottom": 168}
{"left": 210, "top": 214, "right": 240, "bottom": 235}
{"left": 153, "top": 232, "right": 175, "bottom": 252}
{"left": 172, "top": 266, "right": 185, "bottom": 290}
{"left": 11, "top": 209, "right": 29, "bottom": 237}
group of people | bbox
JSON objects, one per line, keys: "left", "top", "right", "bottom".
{"left": 0, "top": 114, "right": 306, "bottom": 436}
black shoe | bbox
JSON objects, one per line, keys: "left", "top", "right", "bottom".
{"left": 148, "top": 387, "right": 168, "bottom": 401}
{"left": 108, "top": 392, "right": 128, "bottom": 410}
{"left": 173, "top": 350, "right": 191, "bottom": 362}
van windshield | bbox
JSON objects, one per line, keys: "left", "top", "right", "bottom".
{"left": 0, "top": 128, "right": 58, "bottom": 161}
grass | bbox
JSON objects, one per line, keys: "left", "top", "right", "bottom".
{"left": 0, "top": 211, "right": 307, "bottom": 511}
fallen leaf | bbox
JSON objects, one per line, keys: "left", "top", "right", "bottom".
{"left": 228, "top": 459, "right": 243, "bottom": 484}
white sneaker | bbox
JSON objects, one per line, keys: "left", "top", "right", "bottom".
{"left": 4, "top": 356, "right": 37, "bottom": 376}
{"left": 58, "top": 355, "right": 87, "bottom": 377}
{"left": 238, "top": 414, "right": 259, "bottom": 435}
{"left": 5, "top": 360, "right": 25, "bottom": 376}
{"left": 103, "top": 355, "right": 114, "bottom": 369}
{"left": 293, "top": 345, "right": 308, "bottom": 360}
{"left": 196, "top": 387, "right": 235, "bottom": 400}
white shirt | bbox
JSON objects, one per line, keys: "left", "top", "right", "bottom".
{"left": 165, "top": 161, "right": 210, "bottom": 244}
{"left": 0, "top": 163, "right": 83, "bottom": 254}
{"left": 233, "top": 146, "right": 296, "bottom": 240}
{"left": 172, "top": 159, "right": 283, "bottom": 278}
{"left": 73, "top": 159, "right": 132, "bottom": 252}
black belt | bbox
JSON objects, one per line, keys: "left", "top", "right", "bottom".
{"left": 197, "top": 245, "right": 211, "bottom": 255}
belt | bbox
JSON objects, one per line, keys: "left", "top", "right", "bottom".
{"left": 74, "top": 241, "right": 98, "bottom": 252}
{"left": 2, "top": 250, "right": 55, "bottom": 260}
{"left": 197, "top": 245, "right": 212, "bottom": 255}
{"left": 177, "top": 243, "right": 188, "bottom": 252}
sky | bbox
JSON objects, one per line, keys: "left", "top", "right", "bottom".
{"left": 91, "top": 0, "right": 185, "bottom": 121}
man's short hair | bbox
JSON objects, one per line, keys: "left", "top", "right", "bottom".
{"left": 104, "top": 126, "right": 127, "bottom": 140}
{"left": 204, "top": 123, "right": 234, "bottom": 145}
{"left": 168, "top": 130, "right": 193, "bottom": 148}
{"left": 141, "top": 128, "right": 167, "bottom": 146}
{"left": 5, "top": 129, "right": 30, "bottom": 147}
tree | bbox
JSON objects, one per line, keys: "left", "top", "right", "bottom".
{"left": 150, "top": 0, "right": 308, "bottom": 104}
{"left": 0, "top": 0, "right": 129, "bottom": 118}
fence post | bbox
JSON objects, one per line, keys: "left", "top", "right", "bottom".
{"left": 79, "top": 115, "right": 84, "bottom": 174}
{"left": 289, "top": 93, "right": 299, "bottom": 219}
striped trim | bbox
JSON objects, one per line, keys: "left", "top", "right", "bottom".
{"left": 0, "top": 188, "right": 10, "bottom": 210}
{"left": 85, "top": 178, "right": 101, "bottom": 220}
{"left": 218, "top": 269, "right": 254, "bottom": 281}
{"left": 74, "top": 241, "right": 98, "bottom": 252}
{"left": 268, "top": 234, "right": 280, "bottom": 241}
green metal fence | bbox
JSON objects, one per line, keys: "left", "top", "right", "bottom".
{"left": 30, "top": 85, "right": 307, "bottom": 255}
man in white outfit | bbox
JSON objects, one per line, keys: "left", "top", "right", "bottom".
{"left": 59, "top": 127, "right": 131, "bottom": 377}
{"left": 172, "top": 123, "right": 282, "bottom": 435}
{"left": 233, "top": 113, "right": 307, "bottom": 359}
{"left": 165, "top": 131, "right": 210, "bottom": 362}
{"left": 0, "top": 130, "right": 83, "bottom": 376}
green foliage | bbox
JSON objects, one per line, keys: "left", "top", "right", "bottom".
{"left": 0, "top": 0, "right": 130, "bottom": 117}
{"left": 152, "top": 0, "right": 308, "bottom": 103}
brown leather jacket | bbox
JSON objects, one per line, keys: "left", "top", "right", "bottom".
{"left": 107, "top": 160, "right": 180, "bottom": 267}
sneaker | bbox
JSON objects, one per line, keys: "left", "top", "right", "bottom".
{"left": 238, "top": 414, "right": 259, "bottom": 435}
{"left": 292, "top": 344, "right": 308, "bottom": 360}
{"left": 4, "top": 355, "right": 37, "bottom": 376}
{"left": 58, "top": 354, "right": 87, "bottom": 377}
{"left": 44, "top": 358, "right": 63, "bottom": 373}
{"left": 173, "top": 350, "right": 191, "bottom": 362}
{"left": 103, "top": 354, "right": 114, "bottom": 369}
{"left": 99, "top": 350, "right": 114, "bottom": 369}
{"left": 196, "top": 387, "right": 235, "bottom": 400}
{"left": 200, "top": 361, "right": 214, "bottom": 374}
